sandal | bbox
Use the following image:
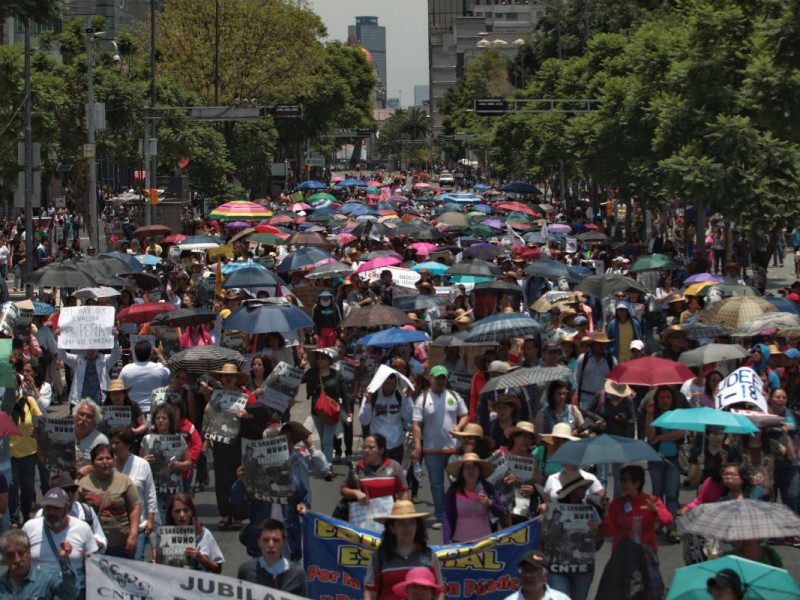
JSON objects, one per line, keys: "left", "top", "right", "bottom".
{"left": 218, "top": 516, "right": 232, "bottom": 530}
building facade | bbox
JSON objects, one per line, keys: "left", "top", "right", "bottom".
{"left": 348, "top": 16, "right": 387, "bottom": 107}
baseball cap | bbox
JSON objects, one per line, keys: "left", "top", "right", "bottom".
{"left": 42, "top": 487, "right": 70, "bottom": 508}
{"left": 519, "top": 549, "right": 549, "bottom": 570}
{"left": 615, "top": 302, "right": 628, "bottom": 311}
{"left": 707, "top": 569, "right": 742, "bottom": 591}
{"left": 544, "top": 341, "right": 559, "bottom": 353}
{"left": 630, "top": 340, "right": 645, "bottom": 351}
{"left": 488, "top": 360, "right": 508, "bottom": 374}
{"left": 318, "top": 291, "right": 333, "bottom": 298}
{"left": 574, "top": 315, "right": 588, "bottom": 325}
{"left": 784, "top": 348, "right": 800, "bottom": 360}
{"left": 429, "top": 365, "right": 449, "bottom": 378}
{"left": 50, "top": 472, "right": 78, "bottom": 491}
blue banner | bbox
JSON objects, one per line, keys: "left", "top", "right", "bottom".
{"left": 303, "top": 512, "right": 541, "bottom": 599}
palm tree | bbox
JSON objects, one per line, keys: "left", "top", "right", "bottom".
{"left": 377, "top": 108, "right": 431, "bottom": 169}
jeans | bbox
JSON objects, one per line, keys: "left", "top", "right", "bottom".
{"left": 12, "top": 264, "right": 22, "bottom": 290}
{"left": 773, "top": 465, "right": 799, "bottom": 513}
{"left": 134, "top": 529, "right": 146, "bottom": 561}
{"left": 649, "top": 457, "right": 680, "bottom": 531}
{"left": 424, "top": 452, "right": 451, "bottom": 521}
{"left": 0, "top": 463, "right": 11, "bottom": 532}
{"left": 312, "top": 415, "right": 338, "bottom": 464}
{"left": 548, "top": 571, "right": 594, "bottom": 600}
{"left": 597, "top": 462, "right": 624, "bottom": 498}
{"left": 10, "top": 454, "right": 37, "bottom": 525}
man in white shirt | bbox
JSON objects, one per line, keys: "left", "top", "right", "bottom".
{"left": 23, "top": 487, "right": 99, "bottom": 594}
{"left": 119, "top": 339, "right": 170, "bottom": 419}
{"left": 35, "top": 472, "right": 107, "bottom": 552}
{"left": 0, "top": 238, "right": 10, "bottom": 280}
{"left": 502, "top": 549, "right": 571, "bottom": 600}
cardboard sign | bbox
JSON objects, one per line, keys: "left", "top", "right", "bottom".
{"left": 57, "top": 306, "right": 115, "bottom": 349}
{"left": 207, "top": 244, "right": 234, "bottom": 260}
{"left": 361, "top": 267, "right": 420, "bottom": 289}
{"left": 715, "top": 367, "right": 768, "bottom": 413}
{"left": 289, "top": 285, "right": 332, "bottom": 317}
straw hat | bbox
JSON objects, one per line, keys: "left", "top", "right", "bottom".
{"left": 375, "top": 500, "right": 432, "bottom": 522}
{"left": 667, "top": 294, "right": 687, "bottom": 304}
{"left": 560, "top": 336, "right": 580, "bottom": 353}
{"left": 407, "top": 312, "right": 426, "bottom": 328}
{"left": 560, "top": 308, "right": 578, "bottom": 320}
{"left": 504, "top": 421, "right": 535, "bottom": 439}
{"left": 587, "top": 330, "right": 614, "bottom": 344}
{"left": 102, "top": 379, "right": 131, "bottom": 394}
{"left": 540, "top": 422, "right": 579, "bottom": 444}
{"left": 451, "top": 422, "right": 489, "bottom": 443}
{"left": 392, "top": 568, "right": 443, "bottom": 597}
{"left": 768, "top": 344, "right": 783, "bottom": 356}
{"left": 446, "top": 452, "right": 496, "bottom": 478}
{"left": 489, "top": 392, "right": 522, "bottom": 413}
{"left": 209, "top": 363, "right": 249, "bottom": 385}
{"left": 604, "top": 380, "right": 634, "bottom": 397}
{"left": 225, "top": 288, "right": 243, "bottom": 300}
{"left": 454, "top": 314, "right": 474, "bottom": 325}
{"left": 557, "top": 470, "right": 594, "bottom": 501}
{"left": 660, "top": 324, "right": 686, "bottom": 342}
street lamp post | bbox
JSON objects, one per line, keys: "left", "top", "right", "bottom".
{"left": 537, "top": 1, "right": 562, "bottom": 60}
{"left": 86, "top": 24, "right": 100, "bottom": 250}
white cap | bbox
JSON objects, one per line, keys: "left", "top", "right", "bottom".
{"left": 630, "top": 340, "right": 645, "bottom": 351}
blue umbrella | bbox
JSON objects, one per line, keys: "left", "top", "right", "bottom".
{"left": 764, "top": 296, "right": 800, "bottom": 315}
{"left": 464, "top": 313, "right": 543, "bottom": 343}
{"left": 472, "top": 203, "right": 493, "bottom": 214}
{"left": 412, "top": 262, "right": 449, "bottom": 275}
{"left": 651, "top": 407, "right": 758, "bottom": 434}
{"left": 548, "top": 434, "right": 663, "bottom": 466}
{"left": 221, "top": 265, "right": 285, "bottom": 287}
{"left": 499, "top": 181, "right": 542, "bottom": 195}
{"left": 277, "top": 247, "right": 332, "bottom": 272}
{"left": 338, "top": 202, "right": 365, "bottom": 214}
{"left": 33, "top": 301, "right": 57, "bottom": 316}
{"left": 296, "top": 180, "right": 326, "bottom": 191}
{"left": 357, "top": 327, "right": 431, "bottom": 348}
{"left": 473, "top": 183, "right": 489, "bottom": 191}
{"left": 347, "top": 206, "right": 379, "bottom": 217}
{"left": 135, "top": 254, "right": 162, "bottom": 266}
{"left": 337, "top": 178, "right": 367, "bottom": 187}
{"left": 223, "top": 303, "right": 313, "bottom": 333}
{"left": 220, "top": 261, "right": 267, "bottom": 276}
{"left": 99, "top": 252, "right": 145, "bottom": 273}
{"left": 178, "top": 235, "right": 223, "bottom": 250}
{"left": 523, "top": 259, "right": 576, "bottom": 281}
{"left": 668, "top": 555, "right": 800, "bottom": 599}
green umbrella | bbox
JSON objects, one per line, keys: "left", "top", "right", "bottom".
{"left": 307, "top": 192, "right": 336, "bottom": 203}
{"left": 667, "top": 555, "right": 800, "bottom": 599}
{"left": 250, "top": 233, "right": 286, "bottom": 245}
{"left": 463, "top": 224, "right": 500, "bottom": 238}
{"left": 628, "top": 253, "right": 683, "bottom": 272}
{"left": 306, "top": 212, "right": 333, "bottom": 223}
{"left": 506, "top": 212, "right": 532, "bottom": 223}
{"left": 699, "top": 282, "right": 762, "bottom": 297}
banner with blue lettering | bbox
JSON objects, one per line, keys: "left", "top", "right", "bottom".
{"left": 302, "top": 512, "right": 541, "bottom": 599}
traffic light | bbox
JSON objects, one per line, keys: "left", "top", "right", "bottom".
{"left": 145, "top": 188, "right": 160, "bottom": 205}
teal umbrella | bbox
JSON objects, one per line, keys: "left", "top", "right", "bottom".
{"left": 667, "top": 555, "right": 800, "bottom": 599}
{"left": 628, "top": 253, "right": 683, "bottom": 272}
{"left": 651, "top": 407, "right": 758, "bottom": 435}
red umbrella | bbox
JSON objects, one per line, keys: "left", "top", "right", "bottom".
{"left": 0, "top": 413, "right": 21, "bottom": 437}
{"left": 269, "top": 214, "right": 295, "bottom": 225}
{"left": 254, "top": 224, "right": 286, "bottom": 235}
{"left": 493, "top": 201, "right": 538, "bottom": 216}
{"left": 606, "top": 357, "right": 695, "bottom": 386}
{"left": 162, "top": 234, "right": 187, "bottom": 244}
{"left": 355, "top": 256, "right": 402, "bottom": 273}
{"left": 117, "top": 302, "right": 176, "bottom": 325}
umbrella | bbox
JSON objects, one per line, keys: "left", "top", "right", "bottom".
{"left": 681, "top": 320, "right": 732, "bottom": 340}
{"left": 167, "top": 346, "right": 246, "bottom": 373}
{"left": 548, "top": 434, "right": 663, "bottom": 466}
{"left": 289, "top": 202, "right": 311, "bottom": 212}
{"left": 221, "top": 266, "right": 285, "bottom": 288}
{"left": 162, "top": 234, "right": 187, "bottom": 244}
{"left": 524, "top": 260, "right": 578, "bottom": 281}
{"left": 223, "top": 303, "right": 314, "bottom": 333}
{"left": 356, "top": 256, "right": 403, "bottom": 273}
{"left": 462, "top": 243, "right": 500, "bottom": 261}
{"left": 408, "top": 242, "right": 438, "bottom": 256}
{"left": 135, "top": 254, "right": 162, "bottom": 266}
{"left": 32, "top": 301, "right": 58, "bottom": 316}
{"left": 0, "top": 413, "right": 21, "bottom": 437}
{"left": 90, "top": 252, "right": 144, "bottom": 274}
{"left": 701, "top": 296, "right": 778, "bottom": 329}
{"left": 606, "top": 356, "right": 695, "bottom": 386}
{"left": 411, "top": 262, "right": 449, "bottom": 276}
{"left": 360, "top": 250, "right": 403, "bottom": 261}
{"left": 337, "top": 178, "right": 367, "bottom": 187}
{"left": 28, "top": 263, "right": 97, "bottom": 288}
{"left": 133, "top": 224, "right": 171, "bottom": 238}
{"left": 446, "top": 259, "right": 503, "bottom": 278}
{"left": 493, "top": 201, "right": 539, "bottom": 216}
{"left": 732, "top": 312, "right": 800, "bottom": 337}
{"left": 277, "top": 247, "right": 332, "bottom": 272}
{"left": 463, "top": 224, "right": 500, "bottom": 238}
{"left": 480, "top": 366, "right": 573, "bottom": 396}
{"left": 209, "top": 200, "right": 273, "bottom": 221}
{"left": 472, "top": 281, "right": 524, "bottom": 299}
{"left": 296, "top": 180, "right": 327, "bottom": 191}
{"left": 677, "top": 499, "right": 800, "bottom": 541}
{"left": 437, "top": 212, "right": 471, "bottom": 228}
{"left": 667, "top": 555, "right": 800, "bottom": 600}
{"left": 351, "top": 220, "right": 391, "bottom": 241}
{"left": 394, "top": 295, "right": 450, "bottom": 312}
{"left": 683, "top": 273, "right": 724, "bottom": 284}
{"left": 73, "top": 286, "right": 121, "bottom": 301}
{"left": 305, "top": 262, "right": 353, "bottom": 280}
{"left": 575, "top": 231, "right": 610, "bottom": 243}
{"left": 764, "top": 296, "right": 800, "bottom": 316}
{"left": 96, "top": 275, "right": 134, "bottom": 288}
{"left": 152, "top": 308, "right": 217, "bottom": 328}
{"left": 464, "top": 313, "right": 543, "bottom": 343}
{"left": 547, "top": 224, "right": 572, "bottom": 234}
{"left": 406, "top": 226, "right": 443, "bottom": 241}
{"left": 250, "top": 233, "right": 287, "bottom": 245}
{"left": 651, "top": 407, "right": 758, "bottom": 435}
{"left": 678, "top": 343, "right": 749, "bottom": 367}
{"left": 122, "top": 272, "right": 162, "bottom": 291}
{"left": 431, "top": 332, "right": 498, "bottom": 348}
{"left": 356, "top": 327, "right": 431, "bottom": 348}
{"left": 700, "top": 282, "right": 762, "bottom": 297}
{"left": 285, "top": 231, "right": 331, "bottom": 248}
{"left": 178, "top": 235, "right": 223, "bottom": 251}
{"left": 684, "top": 281, "right": 716, "bottom": 296}
{"left": 628, "top": 253, "right": 683, "bottom": 272}
{"left": 340, "top": 305, "right": 415, "bottom": 329}
{"left": 575, "top": 274, "right": 645, "bottom": 298}
{"left": 117, "top": 301, "right": 176, "bottom": 324}
{"left": 307, "top": 192, "right": 336, "bottom": 203}
{"left": 498, "top": 181, "right": 542, "bottom": 195}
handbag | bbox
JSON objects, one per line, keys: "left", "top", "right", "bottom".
{"left": 314, "top": 377, "right": 341, "bottom": 425}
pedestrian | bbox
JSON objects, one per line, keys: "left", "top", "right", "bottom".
{"left": 236, "top": 519, "right": 306, "bottom": 596}
{"left": 501, "top": 549, "right": 570, "bottom": 600}
{"left": 0, "top": 529, "right": 79, "bottom": 600}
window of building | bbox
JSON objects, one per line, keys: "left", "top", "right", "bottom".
{"left": 506, "top": 12, "right": 519, "bottom": 20}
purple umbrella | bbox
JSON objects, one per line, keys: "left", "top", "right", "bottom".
{"left": 548, "top": 224, "right": 572, "bottom": 234}
{"left": 225, "top": 221, "right": 251, "bottom": 228}
{"left": 482, "top": 219, "right": 506, "bottom": 230}
{"left": 684, "top": 273, "right": 724, "bottom": 284}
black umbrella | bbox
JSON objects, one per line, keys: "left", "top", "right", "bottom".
{"left": 351, "top": 220, "right": 390, "bottom": 241}
{"left": 446, "top": 259, "right": 503, "bottom": 278}
{"left": 481, "top": 366, "right": 573, "bottom": 395}
{"left": 96, "top": 275, "right": 134, "bottom": 288}
{"left": 221, "top": 266, "right": 285, "bottom": 288}
{"left": 360, "top": 250, "right": 403, "bottom": 261}
{"left": 408, "top": 227, "right": 443, "bottom": 241}
{"left": 28, "top": 263, "right": 97, "bottom": 288}
{"left": 576, "top": 231, "right": 611, "bottom": 243}
{"left": 167, "top": 346, "right": 245, "bottom": 373}
{"left": 680, "top": 320, "right": 733, "bottom": 341}
{"left": 499, "top": 181, "right": 543, "bottom": 195}
{"left": 473, "top": 281, "right": 524, "bottom": 298}
{"left": 153, "top": 308, "right": 217, "bottom": 328}
{"left": 462, "top": 244, "right": 500, "bottom": 261}
{"left": 431, "top": 331, "right": 498, "bottom": 348}
{"left": 122, "top": 272, "right": 162, "bottom": 291}
{"left": 86, "top": 253, "right": 142, "bottom": 275}
{"left": 523, "top": 260, "right": 576, "bottom": 281}
{"left": 394, "top": 295, "right": 450, "bottom": 312}
{"left": 575, "top": 274, "right": 645, "bottom": 298}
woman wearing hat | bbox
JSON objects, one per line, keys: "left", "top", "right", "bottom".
{"left": 102, "top": 379, "right": 147, "bottom": 439}
{"left": 487, "top": 393, "right": 523, "bottom": 450}
{"left": 443, "top": 452, "right": 505, "bottom": 544}
{"left": 500, "top": 421, "right": 544, "bottom": 523}
{"left": 364, "top": 500, "right": 443, "bottom": 600}
{"left": 534, "top": 380, "right": 584, "bottom": 439}
{"left": 391, "top": 567, "right": 443, "bottom": 600}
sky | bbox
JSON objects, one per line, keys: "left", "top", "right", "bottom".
{"left": 307, "top": 0, "right": 428, "bottom": 107}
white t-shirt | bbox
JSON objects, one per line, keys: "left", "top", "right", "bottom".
{"left": 116, "top": 453, "right": 158, "bottom": 527}
{"left": 23, "top": 516, "right": 99, "bottom": 589}
{"left": 194, "top": 528, "right": 225, "bottom": 571}
{"left": 0, "top": 245, "right": 10, "bottom": 265}
{"left": 358, "top": 390, "right": 414, "bottom": 450}
{"left": 413, "top": 389, "right": 468, "bottom": 453}
{"left": 543, "top": 469, "right": 604, "bottom": 504}
{"left": 35, "top": 501, "right": 108, "bottom": 552}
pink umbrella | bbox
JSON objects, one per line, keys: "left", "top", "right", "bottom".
{"left": 414, "top": 182, "right": 431, "bottom": 190}
{"left": 333, "top": 176, "right": 343, "bottom": 183}
{"left": 366, "top": 180, "right": 383, "bottom": 187}
{"left": 337, "top": 233, "right": 357, "bottom": 245}
{"left": 290, "top": 202, "right": 311, "bottom": 212}
{"left": 355, "top": 256, "right": 403, "bottom": 273}
{"left": 409, "top": 242, "right": 437, "bottom": 256}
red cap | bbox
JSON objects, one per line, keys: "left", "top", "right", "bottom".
{"left": 788, "top": 293, "right": 800, "bottom": 303}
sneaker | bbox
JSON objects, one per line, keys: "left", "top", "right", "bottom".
{"left": 431, "top": 522, "right": 442, "bottom": 530}
{"left": 323, "top": 469, "right": 336, "bottom": 482}
{"left": 667, "top": 530, "right": 681, "bottom": 544}
{"left": 785, "top": 536, "right": 800, "bottom": 548}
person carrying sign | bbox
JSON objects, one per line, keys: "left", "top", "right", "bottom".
{"left": 57, "top": 332, "right": 121, "bottom": 412}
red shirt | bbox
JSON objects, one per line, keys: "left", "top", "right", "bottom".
{"left": 600, "top": 492, "right": 673, "bottom": 552}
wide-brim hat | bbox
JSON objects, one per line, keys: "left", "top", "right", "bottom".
{"left": 541, "top": 422, "right": 579, "bottom": 444}
{"left": 660, "top": 324, "right": 685, "bottom": 342}
{"left": 281, "top": 421, "right": 311, "bottom": 442}
{"left": 446, "top": 452, "right": 496, "bottom": 478}
{"left": 102, "top": 379, "right": 131, "bottom": 394}
{"left": 489, "top": 392, "right": 522, "bottom": 413}
{"left": 504, "top": 420, "right": 535, "bottom": 439}
{"left": 587, "top": 330, "right": 613, "bottom": 344}
{"left": 225, "top": 288, "right": 243, "bottom": 300}
{"left": 209, "top": 363, "right": 249, "bottom": 384}
{"left": 560, "top": 336, "right": 580, "bottom": 352}
{"left": 667, "top": 293, "right": 687, "bottom": 304}
{"left": 311, "top": 346, "right": 339, "bottom": 361}
{"left": 391, "top": 567, "right": 443, "bottom": 597}
{"left": 557, "top": 469, "right": 593, "bottom": 501}
{"left": 375, "top": 499, "right": 432, "bottom": 522}
{"left": 451, "top": 422, "right": 489, "bottom": 444}
{"left": 406, "top": 312, "right": 426, "bottom": 328}
{"left": 604, "top": 380, "right": 633, "bottom": 397}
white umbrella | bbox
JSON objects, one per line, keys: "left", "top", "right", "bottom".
{"left": 73, "top": 286, "right": 122, "bottom": 301}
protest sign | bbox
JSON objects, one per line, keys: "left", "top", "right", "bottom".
{"left": 220, "top": 330, "right": 245, "bottom": 354}
{"left": 0, "top": 339, "right": 15, "bottom": 387}
{"left": 203, "top": 390, "right": 248, "bottom": 444}
{"left": 448, "top": 371, "right": 472, "bottom": 396}
{"left": 150, "top": 386, "right": 182, "bottom": 411}
{"left": 290, "top": 285, "right": 332, "bottom": 317}
{"left": 544, "top": 503, "right": 598, "bottom": 576}
{"left": 241, "top": 436, "right": 293, "bottom": 503}
{"left": 262, "top": 361, "right": 304, "bottom": 413}
{"left": 715, "top": 366, "right": 768, "bottom": 413}
{"left": 361, "top": 267, "right": 420, "bottom": 289}
{"left": 150, "top": 325, "right": 180, "bottom": 359}
{"left": 207, "top": 244, "right": 234, "bottom": 260}
{"left": 486, "top": 452, "right": 515, "bottom": 511}
{"left": 85, "top": 554, "right": 308, "bottom": 600}
{"left": 129, "top": 334, "right": 157, "bottom": 351}
{"left": 303, "top": 512, "right": 541, "bottom": 599}
{"left": 348, "top": 495, "right": 394, "bottom": 533}
{"left": 506, "top": 455, "right": 538, "bottom": 517}
{"left": 155, "top": 526, "right": 195, "bottom": 568}
{"left": 333, "top": 359, "right": 356, "bottom": 384}
{"left": 38, "top": 418, "right": 75, "bottom": 474}
{"left": 57, "top": 306, "right": 115, "bottom": 349}
{"left": 97, "top": 406, "right": 131, "bottom": 437}
{"left": 147, "top": 434, "right": 185, "bottom": 494}
{"left": 0, "top": 302, "right": 18, "bottom": 336}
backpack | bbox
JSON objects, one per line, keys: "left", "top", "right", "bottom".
{"left": 78, "top": 502, "right": 94, "bottom": 527}
{"left": 576, "top": 352, "right": 614, "bottom": 395}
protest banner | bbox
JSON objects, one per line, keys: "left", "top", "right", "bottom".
{"left": 348, "top": 495, "right": 393, "bottom": 533}
{"left": 361, "top": 266, "right": 420, "bottom": 289}
{"left": 715, "top": 366, "right": 768, "bottom": 413}
{"left": 129, "top": 334, "right": 157, "bottom": 351}
{"left": 262, "top": 361, "right": 304, "bottom": 413}
{"left": 97, "top": 406, "right": 131, "bottom": 437}
{"left": 155, "top": 526, "right": 195, "bottom": 568}
{"left": 57, "top": 306, "right": 115, "bottom": 349}
{"left": 203, "top": 390, "right": 248, "bottom": 444}
{"left": 302, "top": 512, "right": 540, "bottom": 599}
{"left": 38, "top": 418, "right": 75, "bottom": 474}
{"left": 85, "top": 554, "right": 308, "bottom": 600}
{"left": 544, "top": 503, "right": 598, "bottom": 576}
{"left": 241, "top": 436, "right": 293, "bottom": 503}
{"left": 207, "top": 244, "right": 234, "bottom": 260}
{"left": 147, "top": 434, "right": 185, "bottom": 494}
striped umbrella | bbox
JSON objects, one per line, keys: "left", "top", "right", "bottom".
{"left": 209, "top": 201, "right": 273, "bottom": 221}
{"left": 464, "top": 313, "right": 544, "bottom": 343}
{"left": 167, "top": 346, "right": 245, "bottom": 373}
{"left": 701, "top": 296, "right": 778, "bottom": 329}
{"left": 677, "top": 499, "right": 800, "bottom": 541}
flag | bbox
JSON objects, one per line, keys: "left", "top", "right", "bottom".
{"left": 214, "top": 259, "right": 223, "bottom": 298}
{"left": 506, "top": 227, "right": 526, "bottom": 247}
{"left": 289, "top": 191, "right": 303, "bottom": 204}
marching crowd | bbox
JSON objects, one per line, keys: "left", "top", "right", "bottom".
{"left": 0, "top": 180, "right": 798, "bottom": 600}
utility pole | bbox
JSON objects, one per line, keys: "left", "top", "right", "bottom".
{"left": 150, "top": 0, "right": 157, "bottom": 225}
{"left": 24, "top": 20, "right": 33, "bottom": 296}
{"left": 86, "top": 21, "right": 99, "bottom": 249}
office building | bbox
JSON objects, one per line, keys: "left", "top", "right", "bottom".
{"left": 348, "top": 16, "right": 387, "bottom": 105}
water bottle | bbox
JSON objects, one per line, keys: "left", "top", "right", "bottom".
{"left": 476, "top": 482, "right": 486, "bottom": 503}
{"left": 413, "top": 462, "right": 424, "bottom": 483}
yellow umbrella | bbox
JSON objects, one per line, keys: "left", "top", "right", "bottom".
{"left": 684, "top": 281, "right": 714, "bottom": 296}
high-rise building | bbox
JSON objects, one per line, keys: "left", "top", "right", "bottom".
{"left": 348, "top": 16, "right": 387, "bottom": 102}
{"left": 414, "top": 85, "right": 430, "bottom": 108}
